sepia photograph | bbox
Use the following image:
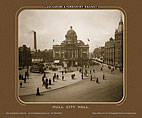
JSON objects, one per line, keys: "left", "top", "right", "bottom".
{"left": 17, "top": 9, "right": 125, "bottom": 103}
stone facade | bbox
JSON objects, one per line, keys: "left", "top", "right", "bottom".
{"left": 93, "top": 47, "right": 105, "bottom": 60}
{"left": 53, "top": 26, "right": 89, "bottom": 67}
{"left": 104, "top": 17, "right": 123, "bottom": 70}
{"left": 19, "top": 45, "right": 32, "bottom": 68}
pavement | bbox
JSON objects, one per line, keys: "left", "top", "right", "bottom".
{"left": 19, "top": 64, "right": 122, "bottom": 97}
{"left": 20, "top": 64, "right": 123, "bottom": 102}
{"left": 19, "top": 67, "right": 83, "bottom": 96}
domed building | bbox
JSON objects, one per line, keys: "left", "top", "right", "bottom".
{"left": 53, "top": 26, "right": 89, "bottom": 67}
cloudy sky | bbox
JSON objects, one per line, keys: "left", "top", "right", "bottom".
{"left": 18, "top": 9, "right": 123, "bottom": 52}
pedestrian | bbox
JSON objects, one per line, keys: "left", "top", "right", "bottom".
{"left": 103, "top": 74, "right": 105, "bottom": 80}
{"left": 90, "top": 70, "right": 92, "bottom": 74}
{"left": 108, "top": 66, "right": 110, "bottom": 69}
{"left": 26, "top": 69, "right": 29, "bottom": 79}
{"left": 19, "top": 74, "right": 22, "bottom": 80}
{"left": 36, "top": 87, "right": 40, "bottom": 96}
{"left": 71, "top": 74, "right": 73, "bottom": 79}
{"left": 85, "top": 69, "right": 87, "bottom": 74}
{"left": 100, "top": 67, "right": 103, "bottom": 71}
{"left": 57, "top": 74, "right": 59, "bottom": 80}
{"left": 24, "top": 77, "right": 26, "bottom": 83}
{"left": 74, "top": 74, "right": 75, "bottom": 78}
{"left": 93, "top": 69, "right": 95, "bottom": 73}
{"left": 42, "top": 73, "right": 47, "bottom": 86}
{"left": 43, "top": 72, "right": 46, "bottom": 77}
{"left": 96, "top": 77, "right": 99, "bottom": 84}
{"left": 111, "top": 68, "right": 114, "bottom": 73}
{"left": 72, "top": 74, "right": 75, "bottom": 79}
{"left": 81, "top": 73, "right": 83, "bottom": 80}
{"left": 25, "top": 71, "right": 27, "bottom": 79}
{"left": 21, "top": 75, "right": 24, "bottom": 80}
{"left": 53, "top": 75, "right": 55, "bottom": 82}
{"left": 42, "top": 77, "right": 45, "bottom": 86}
{"left": 54, "top": 73, "right": 56, "bottom": 78}
{"left": 62, "top": 75, "right": 64, "bottom": 81}
{"left": 90, "top": 75, "right": 93, "bottom": 81}
{"left": 20, "top": 82, "right": 22, "bottom": 88}
{"left": 62, "top": 71, "right": 64, "bottom": 75}
{"left": 49, "top": 78, "right": 52, "bottom": 85}
{"left": 45, "top": 78, "right": 48, "bottom": 89}
{"left": 42, "top": 72, "right": 46, "bottom": 80}
{"left": 24, "top": 71, "right": 27, "bottom": 82}
{"left": 42, "top": 76, "right": 44, "bottom": 82}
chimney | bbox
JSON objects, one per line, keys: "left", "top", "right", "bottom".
{"left": 33, "top": 31, "right": 37, "bottom": 51}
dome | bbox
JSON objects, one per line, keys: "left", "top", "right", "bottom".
{"left": 66, "top": 26, "right": 77, "bottom": 36}
{"left": 65, "top": 26, "right": 77, "bottom": 40}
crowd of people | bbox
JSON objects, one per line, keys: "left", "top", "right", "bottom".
{"left": 19, "top": 63, "right": 118, "bottom": 96}
{"left": 36, "top": 63, "right": 118, "bottom": 95}
{"left": 19, "top": 69, "right": 29, "bottom": 88}
{"left": 36, "top": 70, "right": 77, "bottom": 96}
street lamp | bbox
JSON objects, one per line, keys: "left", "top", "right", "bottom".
{"left": 113, "top": 43, "right": 115, "bottom": 67}
{"left": 81, "top": 53, "right": 84, "bottom": 80}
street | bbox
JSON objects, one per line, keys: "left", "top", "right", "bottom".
{"left": 19, "top": 64, "right": 123, "bottom": 102}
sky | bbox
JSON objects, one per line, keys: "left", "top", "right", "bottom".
{"left": 18, "top": 9, "right": 124, "bottom": 52}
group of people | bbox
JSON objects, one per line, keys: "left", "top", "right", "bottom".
{"left": 37, "top": 72, "right": 66, "bottom": 95}
{"left": 90, "top": 73, "right": 105, "bottom": 84}
{"left": 19, "top": 69, "right": 29, "bottom": 88}
{"left": 107, "top": 65, "right": 115, "bottom": 73}
{"left": 41, "top": 72, "right": 66, "bottom": 89}
{"left": 42, "top": 72, "right": 52, "bottom": 89}
{"left": 88, "top": 65, "right": 106, "bottom": 84}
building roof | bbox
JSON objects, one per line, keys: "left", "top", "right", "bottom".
{"left": 65, "top": 26, "right": 77, "bottom": 40}
{"left": 65, "top": 26, "right": 77, "bottom": 39}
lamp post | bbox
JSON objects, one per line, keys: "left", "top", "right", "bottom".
{"left": 81, "top": 50, "right": 84, "bottom": 80}
{"left": 82, "top": 58, "right": 83, "bottom": 80}
{"left": 113, "top": 43, "right": 115, "bottom": 67}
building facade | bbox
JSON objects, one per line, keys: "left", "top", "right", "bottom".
{"left": 104, "top": 17, "right": 123, "bottom": 70}
{"left": 104, "top": 37, "right": 115, "bottom": 66}
{"left": 93, "top": 47, "right": 105, "bottom": 60}
{"left": 53, "top": 26, "right": 89, "bottom": 67}
{"left": 19, "top": 45, "right": 32, "bottom": 68}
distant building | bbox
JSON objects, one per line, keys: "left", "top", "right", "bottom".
{"left": 31, "top": 49, "right": 53, "bottom": 63}
{"left": 53, "top": 26, "right": 89, "bottom": 67}
{"left": 104, "top": 17, "right": 123, "bottom": 70}
{"left": 93, "top": 47, "right": 105, "bottom": 60}
{"left": 31, "top": 49, "right": 43, "bottom": 63}
{"left": 19, "top": 45, "right": 32, "bottom": 68}
{"left": 104, "top": 37, "right": 115, "bottom": 66}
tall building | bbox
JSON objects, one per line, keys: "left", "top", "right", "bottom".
{"left": 114, "top": 17, "right": 123, "bottom": 69}
{"left": 19, "top": 45, "right": 32, "bottom": 68}
{"left": 104, "top": 16, "right": 123, "bottom": 70}
{"left": 104, "top": 37, "right": 115, "bottom": 66}
{"left": 53, "top": 26, "right": 89, "bottom": 67}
